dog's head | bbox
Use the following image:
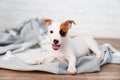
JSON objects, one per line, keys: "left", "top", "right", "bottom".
{"left": 42, "top": 18, "right": 76, "bottom": 50}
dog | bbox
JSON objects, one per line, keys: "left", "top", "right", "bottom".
{"left": 28, "top": 18, "right": 101, "bottom": 74}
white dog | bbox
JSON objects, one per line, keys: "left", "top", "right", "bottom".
{"left": 28, "top": 18, "right": 101, "bottom": 74}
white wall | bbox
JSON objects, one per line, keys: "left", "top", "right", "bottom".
{"left": 0, "top": 0, "right": 120, "bottom": 39}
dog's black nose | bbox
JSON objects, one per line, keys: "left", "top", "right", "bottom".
{"left": 53, "top": 39, "right": 59, "bottom": 44}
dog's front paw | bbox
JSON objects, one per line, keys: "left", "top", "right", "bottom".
{"left": 26, "top": 60, "right": 39, "bottom": 65}
{"left": 67, "top": 66, "right": 76, "bottom": 74}
{"left": 26, "top": 58, "right": 44, "bottom": 65}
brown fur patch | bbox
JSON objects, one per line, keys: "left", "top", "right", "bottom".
{"left": 60, "top": 20, "right": 76, "bottom": 37}
{"left": 42, "top": 18, "right": 52, "bottom": 27}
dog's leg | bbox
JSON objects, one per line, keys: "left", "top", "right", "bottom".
{"left": 43, "top": 56, "right": 56, "bottom": 63}
{"left": 89, "top": 44, "right": 101, "bottom": 59}
{"left": 27, "top": 53, "right": 56, "bottom": 65}
{"left": 66, "top": 54, "right": 76, "bottom": 74}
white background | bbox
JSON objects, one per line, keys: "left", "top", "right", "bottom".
{"left": 0, "top": 0, "right": 120, "bottom": 39}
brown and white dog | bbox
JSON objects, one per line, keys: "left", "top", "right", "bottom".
{"left": 28, "top": 18, "right": 101, "bottom": 74}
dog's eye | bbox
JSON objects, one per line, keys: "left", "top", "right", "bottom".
{"left": 50, "top": 30, "right": 53, "bottom": 34}
{"left": 60, "top": 29, "right": 66, "bottom": 37}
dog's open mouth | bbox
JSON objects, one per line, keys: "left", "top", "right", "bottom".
{"left": 52, "top": 44, "right": 61, "bottom": 50}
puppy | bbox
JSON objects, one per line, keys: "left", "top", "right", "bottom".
{"left": 28, "top": 18, "right": 101, "bottom": 74}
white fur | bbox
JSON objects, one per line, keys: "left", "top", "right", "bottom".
{"left": 28, "top": 21, "right": 101, "bottom": 74}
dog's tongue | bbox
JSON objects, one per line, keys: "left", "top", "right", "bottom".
{"left": 52, "top": 45, "right": 60, "bottom": 50}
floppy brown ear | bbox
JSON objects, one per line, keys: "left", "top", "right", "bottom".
{"left": 64, "top": 20, "right": 76, "bottom": 29}
{"left": 42, "top": 18, "right": 52, "bottom": 28}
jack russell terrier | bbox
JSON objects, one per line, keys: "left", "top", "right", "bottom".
{"left": 28, "top": 18, "right": 101, "bottom": 74}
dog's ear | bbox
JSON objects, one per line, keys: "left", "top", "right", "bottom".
{"left": 60, "top": 20, "right": 76, "bottom": 37}
{"left": 42, "top": 18, "right": 52, "bottom": 28}
{"left": 64, "top": 20, "right": 76, "bottom": 29}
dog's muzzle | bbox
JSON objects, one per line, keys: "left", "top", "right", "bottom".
{"left": 52, "top": 44, "right": 61, "bottom": 50}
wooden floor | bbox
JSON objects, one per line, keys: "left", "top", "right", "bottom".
{"left": 0, "top": 38, "right": 120, "bottom": 80}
